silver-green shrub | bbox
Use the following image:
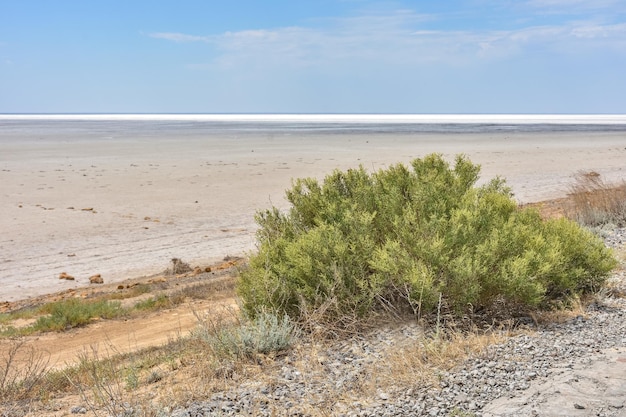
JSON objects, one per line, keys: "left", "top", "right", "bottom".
{"left": 195, "top": 312, "right": 299, "bottom": 359}
{"left": 239, "top": 154, "right": 616, "bottom": 321}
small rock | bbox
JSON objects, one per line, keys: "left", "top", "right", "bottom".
{"left": 70, "top": 406, "right": 87, "bottom": 414}
{"left": 59, "top": 272, "right": 75, "bottom": 280}
{"left": 165, "top": 258, "right": 192, "bottom": 275}
{"left": 89, "top": 274, "right": 103, "bottom": 284}
{"left": 574, "top": 403, "right": 586, "bottom": 410}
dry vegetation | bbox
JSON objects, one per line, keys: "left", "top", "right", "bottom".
{"left": 1, "top": 173, "right": 625, "bottom": 417}
{"left": 566, "top": 171, "right": 626, "bottom": 227}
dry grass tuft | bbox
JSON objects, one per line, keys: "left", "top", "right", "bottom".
{"left": 566, "top": 171, "right": 626, "bottom": 226}
{"left": 66, "top": 345, "right": 136, "bottom": 417}
{"left": 373, "top": 327, "right": 507, "bottom": 391}
{"left": 0, "top": 339, "right": 51, "bottom": 414}
{"left": 296, "top": 295, "right": 384, "bottom": 340}
{"left": 529, "top": 294, "right": 590, "bottom": 325}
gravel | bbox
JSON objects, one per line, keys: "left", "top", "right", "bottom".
{"left": 169, "top": 227, "right": 626, "bottom": 417}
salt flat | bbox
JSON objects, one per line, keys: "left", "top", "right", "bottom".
{"left": 1, "top": 126, "right": 625, "bottom": 302}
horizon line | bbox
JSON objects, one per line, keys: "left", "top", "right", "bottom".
{"left": 2, "top": 113, "right": 626, "bottom": 124}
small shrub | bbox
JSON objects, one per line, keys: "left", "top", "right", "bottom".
{"left": 194, "top": 311, "right": 299, "bottom": 360}
{"left": 125, "top": 366, "right": 139, "bottom": 390}
{"left": 145, "top": 369, "right": 163, "bottom": 384}
{"left": 239, "top": 154, "right": 616, "bottom": 323}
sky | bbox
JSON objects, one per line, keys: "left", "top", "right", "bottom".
{"left": 1, "top": 1, "right": 626, "bottom": 114}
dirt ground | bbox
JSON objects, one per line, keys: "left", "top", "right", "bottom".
{"left": 0, "top": 258, "right": 241, "bottom": 371}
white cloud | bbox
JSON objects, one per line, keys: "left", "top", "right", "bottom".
{"left": 149, "top": 32, "right": 212, "bottom": 43}
{"left": 570, "top": 22, "right": 626, "bottom": 38}
{"left": 150, "top": 8, "right": 626, "bottom": 73}
{"left": 525, "top": 0, "right": 621, "bottom": 9}
{"left": 519, "top": 0, "right": 626, "bottom": 18}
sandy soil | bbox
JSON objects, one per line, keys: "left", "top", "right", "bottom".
{"left": 2, "top": 129, "right": 625, "bottom": 303}
{"left": 0, "top": 258, "right": 241, "bottom": 369}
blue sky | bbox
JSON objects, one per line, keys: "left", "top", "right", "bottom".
{"left": 1, "top": 1, "right": 625, "bottom": 114}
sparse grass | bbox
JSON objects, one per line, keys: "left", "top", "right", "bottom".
{"left": 374, "top": 326, "right": 507, "bottom": 390}
{"left": 174, "top": 278, "right": 237, "bottom": 300}
{"left": 0, "top": 339, "right": 50, "bottom": 403}
{"left": 129, "top": 279, "right": 238, "bottom": 314}
{"left": 0, "top": 278, "right": 238, "bottom": 339}
{"left": 107, "top": 283, "right": 153, "bottom": 300}
{"left": 566, "top": 171, "right": 626, "bottom": 227}
{"left": 528, "top": 293, "right": 591, "bottom": 325}
{"left": 0, "top": 308, "right": 38, "bottom": 326}
{"left": 54, "top": 340, "right": 196, "bottom": 416}
{"left": 1, "top": 299, "right": 127, "bottom": 337}
{"left": 0, "top": 306, "right": 44, "bottom": 337}
{"left": 67, "top": 345, "right": 139, "bottom": 417}
{"left": 131, "top": 281, "right": 236, "bottom": 313}
{"left": 134, "top": 294, "right": 172, "bottom": 311}
{"left": 33, "top": 299, "right": 126, "bottom": 333}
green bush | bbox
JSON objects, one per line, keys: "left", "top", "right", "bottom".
{"left": 238, "top": 154, "right": 616, "bottom": 322}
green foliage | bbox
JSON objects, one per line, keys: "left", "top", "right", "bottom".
{"left": 1, "top": 299, "right": 126, "bottom": 337}
{"left": 0, "top": 308, "right": 40, "bottom": 336}
{"left": 32, "top": 299, "right": 124, "bottom": 332}
{"left": 238, "top": 154, "right": 617, "bottom": 322}
{"left": 134, "top": 294, "right": 171, "bottom": 311}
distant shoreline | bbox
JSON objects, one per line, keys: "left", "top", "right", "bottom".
{"left": 2, "top": 113, "right": 626, "bottom": 124}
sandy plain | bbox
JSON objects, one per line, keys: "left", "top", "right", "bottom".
{"left": 1, "top": 128, "right": 626, "bottom": 303}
